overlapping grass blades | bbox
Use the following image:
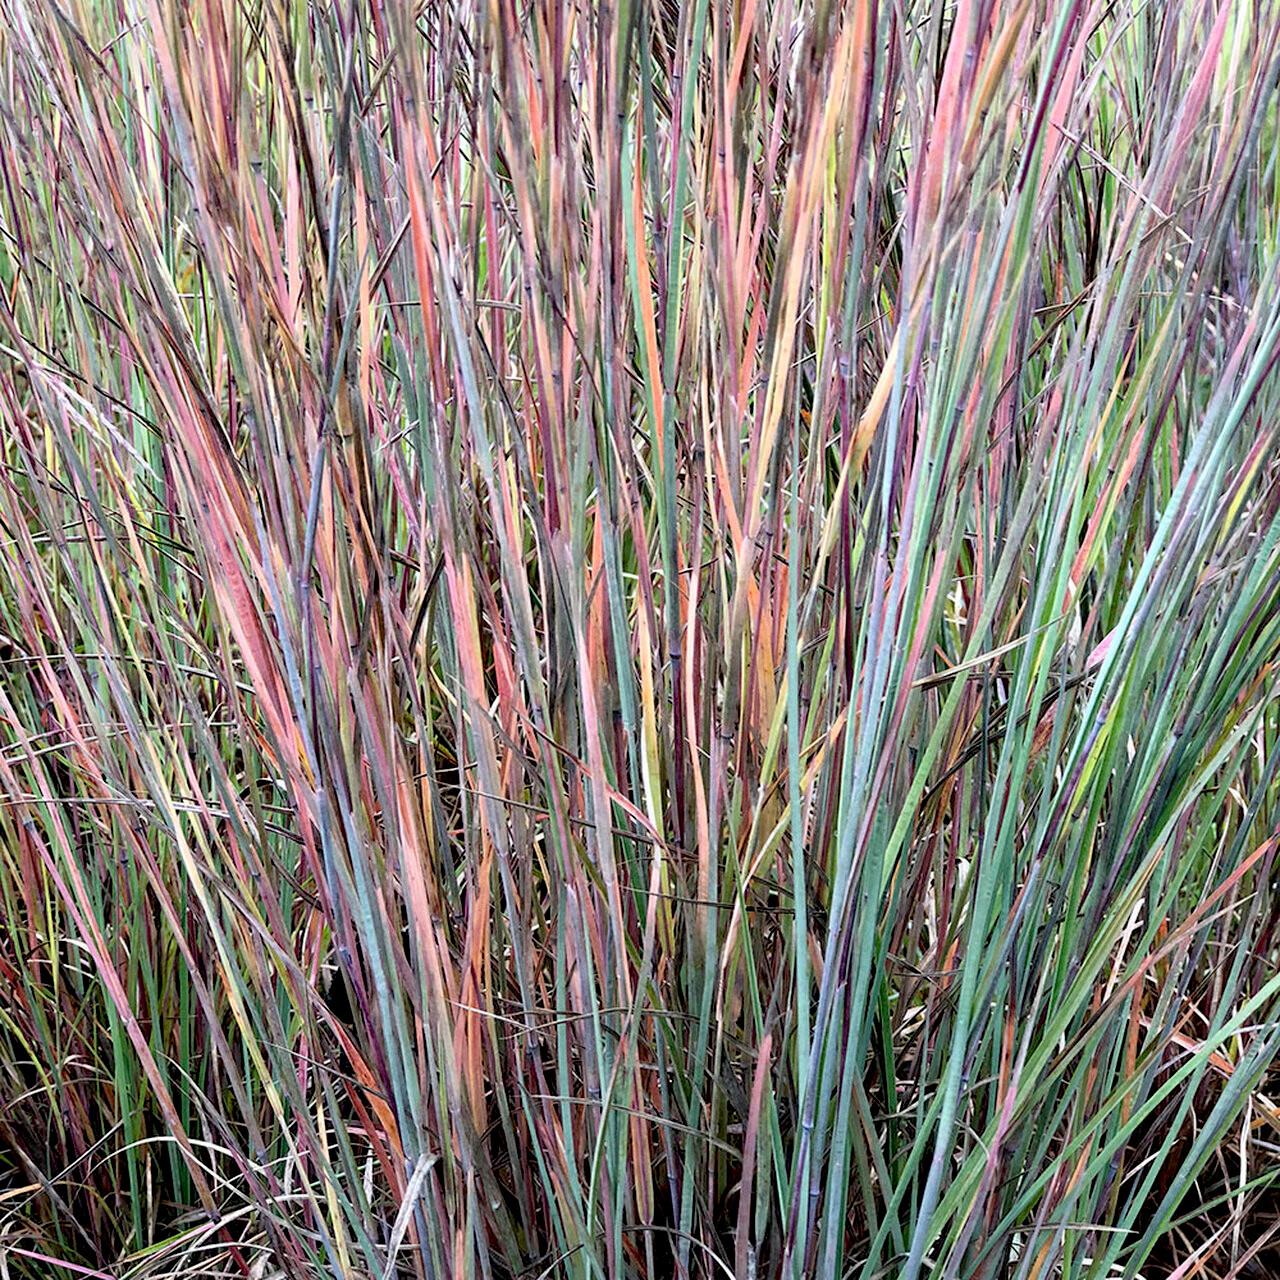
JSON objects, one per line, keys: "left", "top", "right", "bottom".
{"left": 1, "top": 0, "right": 1279, "bottom": 1277}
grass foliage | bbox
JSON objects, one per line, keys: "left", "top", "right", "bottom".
{"left": 2, "top": 0, "right": 1280, "bottom": 1276}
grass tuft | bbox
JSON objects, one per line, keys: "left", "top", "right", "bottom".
{"left": 1, "top": 0, "right": 1280, "bottom": 1277}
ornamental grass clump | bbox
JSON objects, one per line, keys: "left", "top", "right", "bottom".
{"left": 1, "top": 0, "right": 1280, "bottom": 1277}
